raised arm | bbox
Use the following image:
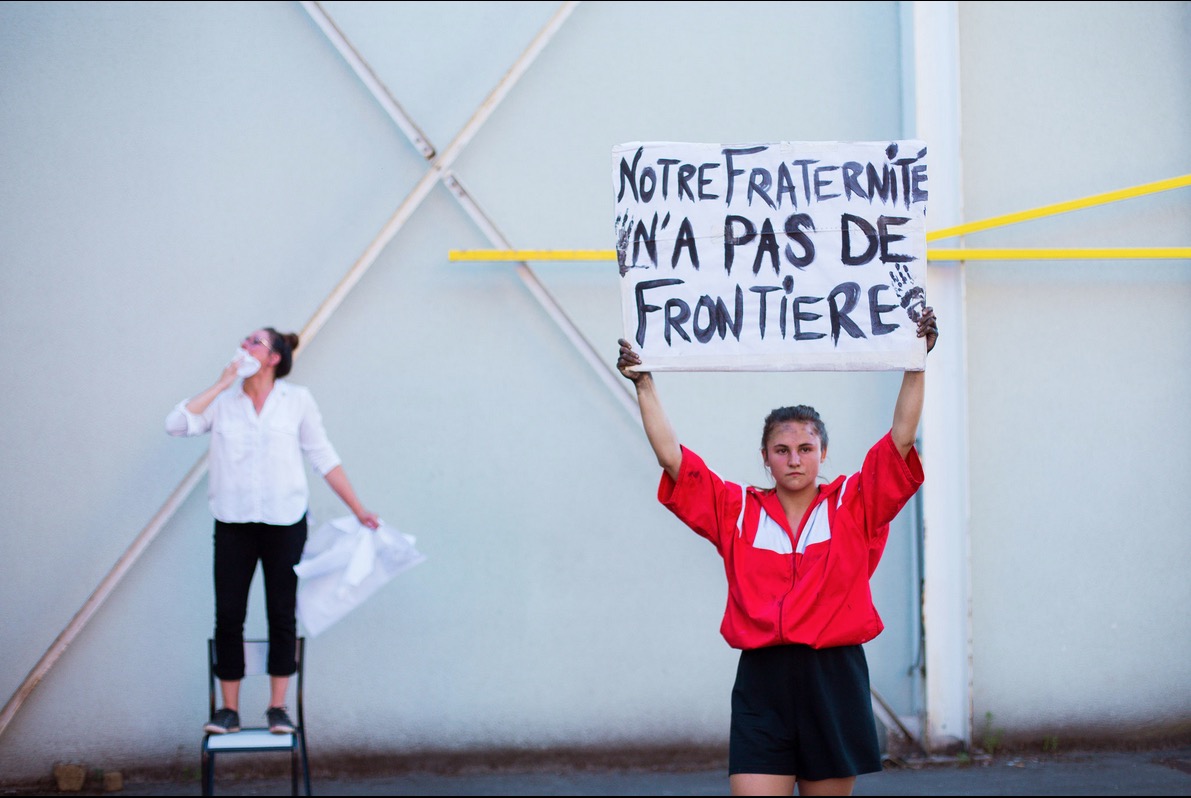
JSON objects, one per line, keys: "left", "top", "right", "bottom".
{"left": 890, "top": 306, "right": 939, "bottom": 458}
{"left": 166, "top": 360, "right": 241, "bottom": 436}
{"left": 617, "top": 338, "right": 682, "bottom": 480}
{"left": 186, "top": 360, "right": 239, "bottom": 415}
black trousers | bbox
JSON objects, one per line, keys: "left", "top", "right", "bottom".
{"left": 212, "top": 516, "right": 307, "bottom": 681}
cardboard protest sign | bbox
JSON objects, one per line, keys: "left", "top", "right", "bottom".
{"left": 613, "top": 141, "right": 929, "bottom": 371}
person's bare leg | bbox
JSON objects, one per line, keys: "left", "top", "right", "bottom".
{"left": 796, "top": 776, "right": 856, "bottom": 796}
{"left": 731, "top": 773, "right": 797, "bottom": 795}
{"left": 219, "top": 679, "right": 240, "bottom": 712}
{"left": 269, "top": 675, "right": 290, "bottom": 708}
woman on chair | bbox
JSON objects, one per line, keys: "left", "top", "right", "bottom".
{"left": 616, "top": 307, "right": 938, "bottom": 796}
{"left": 166, "top": 327, "right": 378, "bottom": 735}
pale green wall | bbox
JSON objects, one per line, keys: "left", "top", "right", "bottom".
{"left": 0, "top": 0, "right": 914, "bottom": 781}
{"left": 1, "top": 0, "right": 1187, "bottom": 784}
{"left": 958, "top": 0, "right": 1191, "bottom": 743}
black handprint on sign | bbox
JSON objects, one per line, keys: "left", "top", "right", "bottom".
{"left": 889, "top": 263, "right": 927, "bottom": 323}
{"left": 615, "top": 214, "right": 634, "bottom": 276}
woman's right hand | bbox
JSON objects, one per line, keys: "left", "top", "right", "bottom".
{"left": 182, "top": 356, "right": 241, "bottom": 416}
{"left": 217, "top": 358, "right": 239, "bottom": 389}
{"left": 617, "top": 338, "right": 648, "bottom": 383}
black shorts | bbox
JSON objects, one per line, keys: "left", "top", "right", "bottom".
{"left": 728, "top": 643, "right": 882, "bottom": 780}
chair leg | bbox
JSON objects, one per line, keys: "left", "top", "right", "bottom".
{"left": 201, "top": 749, "right": 213, "bottom": 796}
{"left": 300, "top": 733, "right": 313, "bottom": 796}
{"left": 291, "top": 744, "right": 299, "bottom": 796}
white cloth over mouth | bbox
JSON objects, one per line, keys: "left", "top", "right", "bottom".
{"left": 294, "top": 515, "right": 427, "bottom": 637}
{"left": 232, "top": 349, "right": 261, "bottom": 377}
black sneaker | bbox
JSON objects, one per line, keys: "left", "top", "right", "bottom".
{"left": 203, "top": 708, "right": 240, "bottom": 734}
{"left": 267, "top": 706, "right": 297, "bottom": 734}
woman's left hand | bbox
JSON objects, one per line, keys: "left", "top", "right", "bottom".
{"left": 357, "top": 510, "right": 380, "bottom": 530}
{"left": 918, "top": 306, "right": 939, "bottom": 353}
{"left": 616, "top": 338, "right": 648, "bottom": 383}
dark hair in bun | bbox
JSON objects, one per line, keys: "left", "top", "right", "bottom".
{"left": 264, "top": 328, "right": 300, "bottom": 378}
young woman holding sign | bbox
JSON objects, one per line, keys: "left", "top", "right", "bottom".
{"left": 166, "top": 327, "right": 378, "bottom": 736}
{"left": 616, "top": 307, "right": 937, "bottom": 797}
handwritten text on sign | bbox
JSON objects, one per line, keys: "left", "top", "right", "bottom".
{"left": 613, "top": 141, "right": 929, "bottom": 371}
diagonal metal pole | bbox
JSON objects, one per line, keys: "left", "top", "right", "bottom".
{"left": 300, "top": 0, "right": 581, "bottom": 345}
{"left": 0, "top": 1, "right": 579, "bottom": 742}
{"left": 300, "top": 0, "right": 436, "bottom": 159}
{"left": 301, "top": 0, "right": 632, "bottom": 419}
{"left": 0, "top": 459, "right": 208, "bottom": 738}
{"left": 442, "top": 171, "right": 640, "bottom": 421}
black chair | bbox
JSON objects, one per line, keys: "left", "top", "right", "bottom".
{"left": 201, "top": 638, "right": 312, "bottom": 795}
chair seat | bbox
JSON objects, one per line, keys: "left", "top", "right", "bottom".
{"left": 202, "top": 639, "right": 310, "bottom": 795}
{"left": 205, "top": 728, "right": 296, "bottom": 751}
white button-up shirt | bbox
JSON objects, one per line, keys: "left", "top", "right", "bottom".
{"left": 165, "top": 380, "right": 342, "bottom": 525}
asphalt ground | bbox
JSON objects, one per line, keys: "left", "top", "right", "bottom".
{"left": 5, "top": 744, "right": 1190, "bottom": 796}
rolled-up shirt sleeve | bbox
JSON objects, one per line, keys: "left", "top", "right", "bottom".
{"left": 297, "top": 389, "right": 342, "bottom": 476}
{"left": 165, "top": 399, "right": 213, "bottom": 437}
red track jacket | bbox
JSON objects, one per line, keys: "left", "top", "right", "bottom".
{"left": 658, "top": 431, "right": 924, "bottom": 650}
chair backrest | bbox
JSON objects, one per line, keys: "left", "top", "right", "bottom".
{"left": 207, "top": 639, "right": 305, "bottom": 722}
{"left": 243, "top": 640, "right": 269, "bottom": 677}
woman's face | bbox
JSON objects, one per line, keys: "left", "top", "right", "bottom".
{"left": 241, "top": 329, "right": 277, "bottom": 368}
{"left": 762, "top": 421, "right": 826, "bottom": 494}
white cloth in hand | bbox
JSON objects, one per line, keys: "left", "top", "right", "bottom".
{"left": 294, "top": 515, "right": 427, "bottom": 637}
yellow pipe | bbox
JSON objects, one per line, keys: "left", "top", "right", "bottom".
{"left": 449, "top": 249, "right": 615, "bottom": 261}
{"left": 927, "top": 247, "right": 1191, "bottom": 261}
{"left": 448, "top": 247, "right": 1191, "bottom": 262}
{"left": 448, "top": 173, "right": 1191, "bottom": 263}
{"left": 926, "top": 173, "right": 1191, "bottom": 242}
